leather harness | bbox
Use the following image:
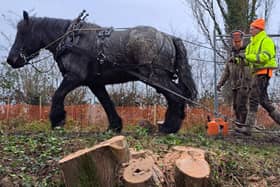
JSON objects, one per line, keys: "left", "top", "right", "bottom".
{"left": 55, "top": 11, "right": 177, "bottom": 79}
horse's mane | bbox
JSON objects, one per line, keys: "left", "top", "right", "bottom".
{"left": 18, "top": 17, "right": 71, "bottom": 37}
{"left": 18, "top": 16, "right": 102, "bottom": 34}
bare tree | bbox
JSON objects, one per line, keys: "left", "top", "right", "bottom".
{"left": 185, "top": 0, "right": 275, "bottom": 56}
{"left": 184, "top": 0, "right": 277, "bottom": 102}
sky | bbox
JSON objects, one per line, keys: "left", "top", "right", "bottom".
{"left": 0, "top": 0, "right": 196, "bottom": 49}
{"left": 1, "top": 1, "right": 280, "bottom": 51}
{"left": 1, "top": 2, "right": 280, "bottom": 59}
{"left": 0, "top": 0, "right": 201, "bottom": 58}
{"left": 0, "top": 0, "right": 193, "bottom": 32}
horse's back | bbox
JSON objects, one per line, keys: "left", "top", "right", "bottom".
{"left": 75, "top": 23, "right": 176, "bottom": 73}
{"left": 126, "top": 26, "right": 176, "bottom": 68}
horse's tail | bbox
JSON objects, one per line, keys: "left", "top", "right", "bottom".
{"left": 172, "top": 37, "right": 197, "bottom": 103}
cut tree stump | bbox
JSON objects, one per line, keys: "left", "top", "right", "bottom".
{"left": 173, "top": 146, "right": 210, "bottom": 187}
{"left": 123, "top": 149, "right": 166, "bottom": 187}
{"left": 160, "top": 146, "right": 210, "bottom": 187}
{"left": 59, "top": 137, "right": 211, "bottom": 187}
{"left": 59, "top": 135, "right": 130, "bottom": 187}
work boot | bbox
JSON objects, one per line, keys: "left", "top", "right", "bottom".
{"left": 269, "top": 110, "right": 280, "bottom": 125}
{"left": 235, "top": 111, "right": 256, "bottom": 136}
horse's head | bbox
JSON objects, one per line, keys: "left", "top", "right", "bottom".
{"left": 7, "top": 11, "right": 41, "bottom": 68}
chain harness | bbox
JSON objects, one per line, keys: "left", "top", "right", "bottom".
{"left": 55, "top": 10, "right": 89, "bottom": 60}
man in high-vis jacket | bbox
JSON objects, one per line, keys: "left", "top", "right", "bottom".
{"left": 236, "top": 18, "right": 280, "bottom": 135}
{"left": 217, "top": 30, "right": 251, "bottom": 126}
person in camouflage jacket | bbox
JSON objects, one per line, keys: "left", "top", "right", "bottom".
{"left": 217, "top": 30, "right": 252, "bottom": 126}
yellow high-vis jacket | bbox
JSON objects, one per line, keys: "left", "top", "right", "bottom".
{"left": 245, "top": 31, "right": 277, "bottom": 72}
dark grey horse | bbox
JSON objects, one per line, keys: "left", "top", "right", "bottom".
{"left": 7, "top": 11, "right": 197, "bottom": 133}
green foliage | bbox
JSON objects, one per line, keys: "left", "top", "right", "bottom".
{"left": 135, "top": 126, "right": 148, "bottom": 137}
{"left": 98, "top": 130, "right": 115, "bottom": 141}
{"left": 134, "top": 140, "right": 144, "bottom": 151}
{"left": 155, "top": 134, "right": 183, "bottom": 147}
{"left": 186, "top": 124, "right": 206, "bottom": 135}
{"left": 0, "top": 62, "right": 19, "bottom": 90}
{"left": 0, "top": 123, "right": 280, "bottom": 186}
{"left": 18, "top": 121, "right": 51, "bottom": 131}
{"left": 0, "top": 129, "right": 66, "bottom": 186}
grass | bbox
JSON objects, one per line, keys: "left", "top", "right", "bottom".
{"left": 0, "top": 121, "right": 280, "bottom": 186}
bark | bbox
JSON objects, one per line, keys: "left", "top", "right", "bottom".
{"left": 59, "top": 135, "right": 130, "bottom": 187}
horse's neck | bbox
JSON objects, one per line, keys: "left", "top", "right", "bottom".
{"left": 35, "top": 18, "right": 71, "bottom": 54}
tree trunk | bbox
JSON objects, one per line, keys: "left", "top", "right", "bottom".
{"left": 59, "top": 135, "right": 130, "bottom": 187}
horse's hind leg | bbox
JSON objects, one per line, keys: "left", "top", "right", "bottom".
{"left": 89, "top": 84, "right": 122, "bottom": 132}
{"left": 134, "top": 69, "right": 187, "bottom": 133}
{"left": 158, "top": 91, "right": 186, "bottom": 133}
{"left": 159, "top": 76, "right": 188, "bottom": 133}
{"left": 50, "top": 74, "right": 82, "bottom": 129}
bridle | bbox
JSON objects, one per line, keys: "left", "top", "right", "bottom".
{"left": 19, "top": 47, "right": 55, "bottom": 73}
{"left": 20, "top": 48, "right": 40, "bottom": 65}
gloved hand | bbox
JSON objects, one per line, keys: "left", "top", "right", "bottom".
{"left": 229, "top": 56, "right": 239, "bottom": 63}
{"left": 228, "top": 56, "right": 235, "bottom": 63}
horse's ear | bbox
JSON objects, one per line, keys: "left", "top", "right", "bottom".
{"left": 23, "top": 10, "right": 29, "bottom": 24}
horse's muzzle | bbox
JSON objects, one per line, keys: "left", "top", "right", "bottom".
{"left": 6, "top": 56, "right": 25, "bottom": 68}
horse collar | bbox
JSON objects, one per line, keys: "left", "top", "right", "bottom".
{"left": 55, "top": 18, "right": 85, "bottom": 59}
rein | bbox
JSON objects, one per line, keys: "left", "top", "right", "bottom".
{"left": 27, "top": 55, "right": 56, "bottom": 73}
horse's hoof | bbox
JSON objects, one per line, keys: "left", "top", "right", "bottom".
{"left": 107, "top": 126, "right": 122, "bottom": 133}
{"left": 52, "top": 126, "right": 64, "bottom": 130}
{"left": 158, "top": 125, "right": 178, "bottom": 134}
{"left": 51, "top": 120, "right": 65, "bottom": 130}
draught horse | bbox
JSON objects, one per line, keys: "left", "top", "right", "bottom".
{"left": 7, "top": 11, "right": 197, "bottom": 133}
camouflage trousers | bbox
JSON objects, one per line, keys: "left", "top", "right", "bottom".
{"left": 248, "top": 75, "right": 275, "bottom": 113}
{"left": 232, "top": 87, "right": 249, "bottom": 124}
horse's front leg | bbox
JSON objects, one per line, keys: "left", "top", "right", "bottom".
{"left": 50, "top": 74, "right": 81, "bottom": 129}
{"left": 89, "top": 84, "right": 122, "bottom": 132}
